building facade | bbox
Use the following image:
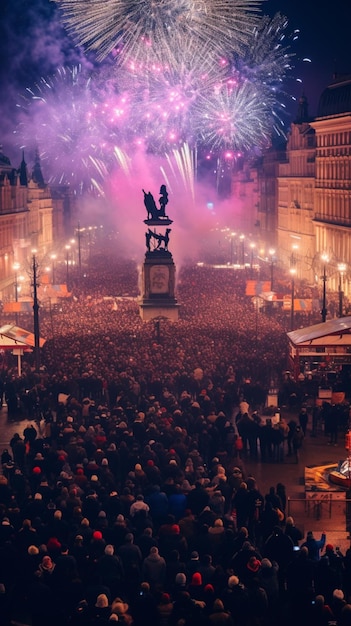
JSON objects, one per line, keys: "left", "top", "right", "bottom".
{"left": 276, "top": 105, "right": 316, "bottom": 282}
{"left": 273, "top": 77, "right": 351, "bottom": 304}
{"left": 0, "top": 148, "right": 55, "bottom": 301}
{"left": 310, "top": 76, "right": 351, "bottom": 295}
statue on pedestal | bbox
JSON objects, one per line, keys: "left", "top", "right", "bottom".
{"left": 143, "top": 185, "right": 172, "bottom": 223}
{"left": 139, "top": 183, "right": 179, "bottom": 320}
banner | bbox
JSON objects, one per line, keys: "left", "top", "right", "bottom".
{"left": 38, "top": 284, "right": 72, "bottom": 299}
{"left": 3, "top": 301, "right": 33, "bottom": 313}
{"left": 245, "top": 280, "right": 271, "bottom": 296}
{"left": 283, "top": 296, "right": 312, "bottom": 312}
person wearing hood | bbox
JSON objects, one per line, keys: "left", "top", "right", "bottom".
{"left": 141, "top": 545, "right": 167, "bottom": 592}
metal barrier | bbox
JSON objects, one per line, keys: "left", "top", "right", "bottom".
{"left": 287, "top": 496, "right": 351, "bottom": 532}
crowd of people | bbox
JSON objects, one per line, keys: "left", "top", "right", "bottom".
{"left": 0, "top": 247, "right": 350, "bottom": 626}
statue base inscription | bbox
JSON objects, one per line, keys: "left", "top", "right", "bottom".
{"left": 139, "top": 253, "right": 180, "bottom": 321}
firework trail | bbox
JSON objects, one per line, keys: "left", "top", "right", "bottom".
{"left": 160, "top": 143, "right": 196, "bottom": 202}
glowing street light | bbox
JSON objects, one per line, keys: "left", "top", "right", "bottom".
{"left": 31, "top": 250, "right": 40, "bottom": 371}
{"left": 291, "top": 243, "right": 299, "bottom": 268}
{"left": 250, "top": 242, "right": 256, "bottom": 270}
{"left": 269, "top": 248, "right": 276, "bottom": 291}
{"left": 50, "top": 254, "right": 57, "bottom": 284}
{"left": 321, "top": 252, "right": 329, "bottom": 323}
{"left": 239, "top": 234, "right": 245, "bottom": 266}
{"left": 290, "top": 267, "right": 297, "bottom": 331}
{"left": 230, "top": 232, "right": 236, "bottom": 265}
{"left": 337, "top": 262, "right": 347, "bottom": 318}
{"left": 65, "top": 245, "right": 71, "bottom": 287}
{"left": 76, "top": 222, "right": 82, "bottom": 273}
{"left": 13, "top": 262, "right": 20, "bottom": 325}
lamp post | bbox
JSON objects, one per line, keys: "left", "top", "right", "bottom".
{"left": 32, "top": 251, "right": 40, "bottom": 372}
{"left": 250, "top": 242, "right": 256, "bottom": 271}
{"left": 239, "top": 234, "right": 245, "bottom": 266}
{"left": 269, "top": 248, "right": 275, "bottom": 291}
{"left": 321, "top": 252, "right": 329, "bottom": 323}
{"left": 77, "top": 222, "right": 82, "bottom": 273}
{"left": 290, "top": 267, "right": 297, "bottom": 331}
{"left": 50, "top": 254, "right": 57, "bottom": 284}
{"left": 337, "top": 262, "right": 347, "bottom": 317}
{"left": 230, "top": 232, "right": 236, "bottom": 265}
{"left": 70, "top": 238, "right": 76, "bottom": 265}
{"left": 291, "top": 243, "right": 299, "bottom": 269}
{"left": 65, "top": 245, "right": 71, "bottom": 288}
{"left": 13, "top": 262, "right": 20, "bottom": 325}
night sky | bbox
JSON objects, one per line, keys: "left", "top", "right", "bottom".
{"left": 0, "top": 0, "right": 350, "bottom": 162}
{"left": 266, "top": 0, "right": 351, "bottom": 116}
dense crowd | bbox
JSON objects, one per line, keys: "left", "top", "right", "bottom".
{"left": 0, "top": 248, "right": 350, "bottom": 626}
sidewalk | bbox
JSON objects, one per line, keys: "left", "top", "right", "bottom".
{"left": 240, "top": 409, "right": 351, "bottom": 553}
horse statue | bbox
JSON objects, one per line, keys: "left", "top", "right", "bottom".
{"left": 143, "top": 189, "right": 159, "bottom": 220}
{"left": 146, "top": 228, "right": 171, "bottom": 251}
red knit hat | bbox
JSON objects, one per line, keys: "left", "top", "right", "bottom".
{"left": 47, "top": 537, "right": 61, "bottom": 551}
{"left": 247, "top": 557, "right": 261, "bottom": 573}
{"left": 92, "top": 530, "right": 103, "bottom": 540}
{"left": 191, "top": 572, "right": 202, "bottom": 586}
{"left": 161, "top": 593, "right": 171, "bottom": 603}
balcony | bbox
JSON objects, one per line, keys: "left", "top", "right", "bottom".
{"left": 313, "top": 213, "right": 351, "bottom": 227}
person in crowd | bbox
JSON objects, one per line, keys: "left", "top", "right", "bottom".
{"left": 301, "top": 531, "right": 326, "bottom": 562}
{"left": 284, "top": 516, "right": 303, "bottom": 546}
{"left": 0, "top": 254, "right": 348, "bottom": 626}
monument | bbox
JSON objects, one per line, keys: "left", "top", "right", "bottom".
{"left": 139, "top": 185, "right": 180, "bottom": 321}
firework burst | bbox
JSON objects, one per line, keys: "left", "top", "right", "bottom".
{"left": 53, "top": 0, "right": 261, "bottom": 70}
{"left": 125, "top": 39, "right": 224, "bottom": 153}
{"left": 225, "top": 13, "right": 298, "bottom": 137}
{"left": 15, "top": 65, "right": 119, "bottom": 193}
{"left": 195, "top": 79, "right": 273, "bottom": 153}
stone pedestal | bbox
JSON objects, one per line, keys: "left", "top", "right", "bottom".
{"left": 139, "top": 250, "right": 180, "bottom": 321}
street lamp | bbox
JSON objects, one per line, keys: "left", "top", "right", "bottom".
{"left": 291, "top": 243, "right": 299, "bottom": 269}
{"left": 250, "top": 242, "right": 256, "bottom": 270}
{"left": 290, "top": 267, "right": 297, "bottom": 331}
{"left": 13, "top": 262, "right": 20, "bottom": 325}
{"left": 50, "top": 254, "right": 57, "bottom": 284}
{"left": 321, "top": 252, "right": 329, "bottom": 323}
{"left": 31, "top": 250, "right": 40, "bottom": 372}
{"left": 239, "top": 234, "right": 245, "bottom": 266}
{"left": 65, "top": 244, "right": 71, "bottom": 287}
{"left": 269, "top": 248, "right": 275, "bottom": 291}
{"left": 77, "top": 222, "right": 82, "bottom": 273}
{"left": 337, "top": 262, "right": 347, "bottom": 317}
{"left": 230, "top": 232, "right": 236, "bottom": 265}
{"left": 70, "top": 239, "right": 76, "bottom": 266}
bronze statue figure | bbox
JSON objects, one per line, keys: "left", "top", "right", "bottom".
{"left": 159, "top": 184, "right": 168, "bottom": 218}
{"left": 143, "top": 185, "right": 170, "bottom": 221}
{"left": 143, "top": 189, "right": 159, "bottom": 220}
{"left": 146, "top": 228, "right": 171, "bottom": 251}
